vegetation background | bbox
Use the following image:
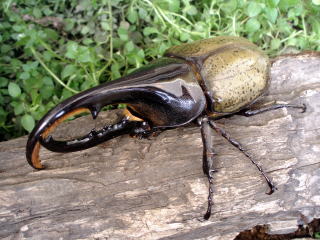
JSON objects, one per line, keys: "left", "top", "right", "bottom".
{"left": 0, "top": 0, "right": 320, "bottom": 141}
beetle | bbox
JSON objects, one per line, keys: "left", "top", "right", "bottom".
{"left": 26, "top": 36, "right": 305, "bottom": 219}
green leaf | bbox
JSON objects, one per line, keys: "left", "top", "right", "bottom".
{"left": 118, "top": 27, "right": 128, "bottom": 41}
{"left": 127, "top": 8, "right": 138, "bottom": 24}
{"left": 296, "top": 37, "right": 308, "bottom": 49}
{"left": 41, "top": 77, "right": 52, "bottom": 86}
{"left": 310, "top": 17, "right": 320, "bottom": 35}
{"left": 155, "top": 0, "right": 180, "bottom": 12}
{"left": 61, "top": 88, "right": 73, "bottom": 100}
{"left": 82, "top": 38, "right": 93, "bottom": 45}
{"left": 111, "top": 62, "right": 121, "bottom": 79}
{"left": 22, "top": 61, "right": 39, "bottom": 72}
{"left": 40, "top": 85, "right": 54, "bottom": 100}
{"left": 271, "top": 38, "right": 281, "bottom": 50}
{"left": 62, "top": 64, "right": 77, "bottom": 78}
{"left": 24, "top": 75, "right": 43, "bottom": 90}
{"left": 8, "top": 82, "right": 21, "bottom": 98}
{"left": 265, "top": 7, "right": 278, "bottom": 23}
{"left": 277, "top": 18, "right": 291, "bottom": 34}
{"left": 20, "top": 72, "right": 30, "bottom": 80}
{"left": 43, "top": 6, "right": 52, "bottom": 15}
{"left": 76, "top": 0, "right": 92, "bottom": 11}
{"left": 44, "top": 29, "right": 59, "bottom": 41}
{"left": 287, "top": 38, "right": 298, "bottom": 46}
{"left": 137, "top": 49, "right": 145, "bottom": 59}
{"left": 0, "top": 77, "right": 9, "bottom": 87}
{"left": 143, "top": 27, "right": 158, "bottom": 36}
{"left": 125, "top": 41, "right": 135, "bottom": 53}
{"left": 33, "top": 8, "right": 42, "bottom": 18}
{"left": 288, "top": 6, "right": 304, "bottom": 19}
{"left": 10, "top": 59, "right": 22, "bottom": 69}
{"left": 65, "top": 41, "right": 79, "bottom": 59}
{"left": 21, "top": 114, "right": 35, "bottom": 132}
{"left": 221, "top": 0, "right": 238, "bottom": 14}
{"left": 246, "top": 2, "right": 262, "bottom": 17}
{"left": 12, "top": 25, "right": 23, "bottom": 32}
{"left": 65, "top": 18, "right": 75, "bottom": 32}
{"left": 184, "top": 5, "right": 198, "bottom": 15}
{"left": 101, "top": 21, "right": 110, "bottom": 31}
{"left": 77, "top": 46, "right": 93, "bottom": 63}
{"left": 1, "top": 44, "right": 11, "bottom": 53}
{"left": 266, "top": 0, "right": 280, "bottom": 7}
{"left": 138, "top": 8, "right": 148, "bottom": 19}
{"left": 80, "top": 80, "right": 92, "bottom": 91}
{"left": 245, "top": 18, "right": 261, "bottom": 32}
{"left": 168, "top": 0, "right": 180, "bottom": 12}
{"left": 81, "top": 26, "right": 90, "bottom": 35}
{"left": 12, "top": 101, "right": 24, "bottom": 115}
{"left": 180, "top": 32, "right": 190, "bottom": 42}
{"left": 278, "top": 0, "right": 299, "bottom": 10}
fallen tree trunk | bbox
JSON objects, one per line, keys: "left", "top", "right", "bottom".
{"left": 0, "top": 53, "right": 319, "bottom": 240}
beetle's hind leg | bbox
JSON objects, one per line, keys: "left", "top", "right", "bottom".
{"left": 208, "top": 120, "right": 276, "bottom": 195}
{"left": 240, "top": 102, "right": 306, "bottom": 116}
{"left": 198, "top": 116, "right": 217, "bottom": 220}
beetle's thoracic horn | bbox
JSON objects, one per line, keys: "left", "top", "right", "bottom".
{"left": 26, "top": 58, "right": 206, "bottom": 169}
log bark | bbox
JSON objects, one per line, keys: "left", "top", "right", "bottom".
{"left": 0, "top": 53, "right": 319, "bottom": 240}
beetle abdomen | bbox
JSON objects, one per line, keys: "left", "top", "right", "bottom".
{"left": 202, "top": 45, "right": 269, "bottom": 113}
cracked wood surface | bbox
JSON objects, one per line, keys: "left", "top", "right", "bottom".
{"left": 0, "top": 53, "right": 320, "bottom": 240}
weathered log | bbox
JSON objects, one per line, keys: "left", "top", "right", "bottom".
{"left": 0, "top": 53, "right": 319, "bottom": 239}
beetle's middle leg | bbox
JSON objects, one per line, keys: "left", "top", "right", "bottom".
{"left": 208, "top": 120, "right": 276, "bottom": 195}
{"left": 198, "top": 116, "right": 217, "bottom": 220}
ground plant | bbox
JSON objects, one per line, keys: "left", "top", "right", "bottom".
{"left": 0, "top": 0, "right": 319, "bottom": 141}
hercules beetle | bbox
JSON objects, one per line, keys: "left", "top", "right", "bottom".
{"left": 26, "top": 36, "right": 305, "bottom": 219}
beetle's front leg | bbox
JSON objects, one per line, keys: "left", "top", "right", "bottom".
{"left": 198, "top": 116, "right": 217, "bottom": 220}
{"left": 129, "top": 121, "right": 155, "bottom": 139}
{"left": 40, "top": 118, "right": 148, "bottom": 153}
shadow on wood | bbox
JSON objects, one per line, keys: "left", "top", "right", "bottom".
{"left": 0, "top": 53, "right": 319, "bottom": 239}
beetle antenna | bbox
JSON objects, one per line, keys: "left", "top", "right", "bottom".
{"left": 208, "top": 120, "right": 277, "bottom": 195}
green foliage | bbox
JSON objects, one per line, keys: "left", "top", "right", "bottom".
{"left": 0, "top": 0, "right": 320, "bottom": 141}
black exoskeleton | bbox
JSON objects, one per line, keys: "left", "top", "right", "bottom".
{"left": 26, "top": 36, "right": 305, "bottom": 220}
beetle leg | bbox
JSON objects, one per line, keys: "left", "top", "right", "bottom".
{"left": 129, "top": 121, "right": 155, "bottom": 139}
{"left": 198, "top": 116, "right": 217, "bottom": 220}
{"left": 40, "top": 118, "right": 146, "bottom": 153}
{"left": 208, "top": 120, "right": 277, "bottom": 195}
{"left": 240, "top": 103, "right": 306, "bottom": 116}
{"left": 35, "top": 107, "right": 141, "bottom": 153}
